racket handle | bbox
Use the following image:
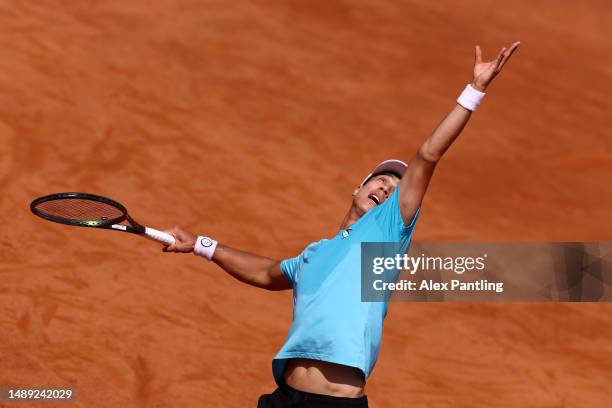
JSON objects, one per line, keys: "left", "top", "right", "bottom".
{"left": 144, "top": 227, "right": 176, "bottom": 246}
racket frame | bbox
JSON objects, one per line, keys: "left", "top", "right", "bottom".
{"left": 30, "top": 192, "right": 146, "bottom": 234}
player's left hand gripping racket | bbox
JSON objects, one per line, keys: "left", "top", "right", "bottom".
{"left": 30, "top": 192, "right": 176, "bottom": 246}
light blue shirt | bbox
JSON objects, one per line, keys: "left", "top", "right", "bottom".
{"left": 273, "top": 186, "right": 419, "bottom": 384}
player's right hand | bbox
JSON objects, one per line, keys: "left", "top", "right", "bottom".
{"left": 162, "top": 225, "right": 197, "bottom": 253}
{"left": 471, "top": 41, "right": 520, "bottom": 91}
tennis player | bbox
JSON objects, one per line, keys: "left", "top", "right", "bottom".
{"left": 164, "top": 42, "right": 520, "bottom": 407}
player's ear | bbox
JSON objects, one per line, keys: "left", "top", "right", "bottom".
{"left": 352, "top": 186, "right": 360, "bottom": 197}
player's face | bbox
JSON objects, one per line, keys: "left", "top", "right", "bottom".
{"left": 352, "top": 174, "right": 399, "bottom": 216}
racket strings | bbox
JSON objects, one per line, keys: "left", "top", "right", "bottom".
{"left": 34, "top": 199, "right": 124, "bottom": 222}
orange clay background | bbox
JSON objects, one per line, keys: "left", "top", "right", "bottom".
{"left": 1, "top": 1, "right": 611, "bottom": 407}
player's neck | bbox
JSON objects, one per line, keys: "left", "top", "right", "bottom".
{"left": 339, "top": 206, "right": 361, "bottom": 230}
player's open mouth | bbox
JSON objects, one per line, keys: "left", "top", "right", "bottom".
{"left": 368, "top": 194, "right": 380, "bottom": 206}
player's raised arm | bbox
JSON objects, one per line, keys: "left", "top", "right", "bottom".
{"left": 163, "top": 226, "right": 291, "bottom": 291}
{"left": 398, "top": 42, "right": 520, "bottom": 224}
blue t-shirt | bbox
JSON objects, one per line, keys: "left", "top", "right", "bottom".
{"left": 273, "top": 186, "right": 419, "bottom": 384}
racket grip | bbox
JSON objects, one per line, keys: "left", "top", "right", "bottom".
{"left": 144, "top": 227, "right": 176, "bottom": 246}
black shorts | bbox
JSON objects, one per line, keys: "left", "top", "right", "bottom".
{"left": 257, "top": 383, "right": 368, "bottom": 408}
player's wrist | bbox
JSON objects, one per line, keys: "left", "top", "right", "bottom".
{"left": 457, "top": 83, "right": 486, "bottom": 111}
{"left": 194, "top": 236, "right": 218, "bottom": 260}
{"left": 470, "top": 81, "right": 486, "bottom": 92}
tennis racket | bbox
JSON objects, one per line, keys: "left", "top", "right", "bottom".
{"left": 30, "top": 192, "right": 176, "bottom": 246}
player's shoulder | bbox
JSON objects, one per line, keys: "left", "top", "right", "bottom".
{"left": 304, "top": 238, "right": 328, "bottom": 255}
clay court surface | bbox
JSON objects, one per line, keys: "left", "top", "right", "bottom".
{"left": 1, "top": 1, "right": 611, "bottom": 406}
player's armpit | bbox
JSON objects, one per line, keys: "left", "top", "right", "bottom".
{"left": 264, "top": 261, "right": 293, "bottom": 291}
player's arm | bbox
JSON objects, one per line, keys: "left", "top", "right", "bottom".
{"left": 398, "top": 42, "right": 520, "bottom": 223}
{"left": 163, "top": 226, "right": 292, "bottom": 291}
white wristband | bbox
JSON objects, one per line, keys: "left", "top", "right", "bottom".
{"left": 194, "top": 236, "right": 218, "bottom": 260}
{"left": 457, "top": 84, "right": 486, "bottom": 111}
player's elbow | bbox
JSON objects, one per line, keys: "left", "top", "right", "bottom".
{"left": 418, "top": 144, "right": 442, "bottom": 164}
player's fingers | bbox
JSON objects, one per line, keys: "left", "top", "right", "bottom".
{"left": 497, "top": 42, "right": 520, "bottom": 71}
{"left": 162, "top": 227, "right": 182, "bottom": 243}
{"left": 172, "top": 225, "right": 193, "bottom": 241}
{"left": 163, "top": 243, "right": 178, "bottom": 252}
{"left": 162, "top": 228, "right": 176, "bottom": 239}
{"left": 475, "top": 45, "right": 482, "bottom": 64}
{"left": 493, "top": 47, "right": 506, "bottom": 69}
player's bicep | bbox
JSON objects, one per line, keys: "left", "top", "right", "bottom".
{"left": 399, "top": 149, "right": 437, "bottom": 224}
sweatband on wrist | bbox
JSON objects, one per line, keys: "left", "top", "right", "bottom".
{"left": 457, "top": 84, "right": 486, "bottom": 111}
{"left": 194, "top": 236, "right": 218, "bottom": 260}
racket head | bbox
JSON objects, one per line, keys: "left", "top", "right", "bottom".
{"left": 30, "top": 192, "right": 129, "bottom": 228}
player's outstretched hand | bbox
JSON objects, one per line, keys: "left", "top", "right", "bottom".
{"left": 162, "top": 225, "right": 197, "bottom": 253}
{"left": 472, "top": 41, "right": 520, "bottom": 91}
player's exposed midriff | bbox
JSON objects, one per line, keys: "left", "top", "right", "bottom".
{"left": 284, "top": 358, "right": 366, "bottom": 398}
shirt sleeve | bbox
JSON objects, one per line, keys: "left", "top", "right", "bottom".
{"left": 280, "top": 252, "right": 303, "bottom": 286}
{"left": 279, "top": 241, "right": 322, "bottom": 287}
{"left": 374, "top": 185, "right": 420, "bottom": 241}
